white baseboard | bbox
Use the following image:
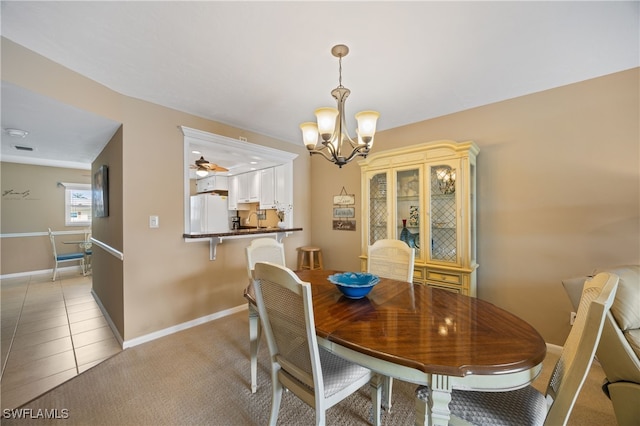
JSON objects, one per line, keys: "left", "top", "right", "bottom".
{"left": 121, "top": 303, "right": 249, "bottom": 349}
{"left": 91, "top": 289, "right": 125, "bottom": 349}
{"left": 0, "top": 266, "right": 83, "bottom": 281}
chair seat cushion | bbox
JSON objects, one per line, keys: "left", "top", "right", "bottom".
{"left": 57, "top": 253, "right": 85, "bottom": 261}
{"left": 416, "top": 385, "right": 547, "bottom": 426}
{"left": 319, "top": 347, "right": 370, "bottom": 398}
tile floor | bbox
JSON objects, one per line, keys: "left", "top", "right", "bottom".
{"left": 1, "top": 271, "right": 122, "bottom": 410}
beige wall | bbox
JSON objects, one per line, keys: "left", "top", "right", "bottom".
{"left": 2, "top": 38, "right": 311, "bottom": 342}
{"left": 3, "top": 36, "right": 638, "bottom": 346}
{"left": 0, "top": 163, "right": 92, "bottom": 274}
{"left": 310, "top": 68, "right": 639, "bottom": 345}
{"left": 91, "top": 126, "right": 125, "bottom": 337}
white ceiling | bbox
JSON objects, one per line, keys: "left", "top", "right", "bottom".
{"left": 1, "top": 1, "right": 638, "bottom": 170}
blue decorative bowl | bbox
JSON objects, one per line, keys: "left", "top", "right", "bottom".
{"left": 327, "top": 272, "right": 380, "bottom": 299}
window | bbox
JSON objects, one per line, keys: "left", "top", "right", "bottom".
{"left": 64, "top": 183, "right": 92, "bottom": 226}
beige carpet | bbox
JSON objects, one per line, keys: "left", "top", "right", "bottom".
{"left": 4, "top": 311, "right": 616, "bottom": 425}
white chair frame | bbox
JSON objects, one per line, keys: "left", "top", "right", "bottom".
{"left": 244, "top": 237, "right": 286, "bottom": 393}
{"left": 415, "top": 272, "right": 619, "bottom": 426}
{"left": 367, "top": 239, "right": 415, "bottom": 283}
{"left": 48, "top": 228, "right": 85, "bottom": 281}
{"left": 253, "top": 261, "right": 382, "bottom": 426}
{"left": 367, "top": 238, "right": 416, "bottom": 409}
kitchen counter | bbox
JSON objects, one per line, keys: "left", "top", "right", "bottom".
{"left": 183, "top": 227, "right": 303, "bottom": 260}
{"left": 184, "top": 227, "right": 302, "bottom": 239}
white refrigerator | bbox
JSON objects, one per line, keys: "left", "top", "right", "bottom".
{"left": 190, "top": 193, "right": 230, "bottom": 233}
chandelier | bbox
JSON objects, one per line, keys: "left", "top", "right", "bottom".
{"left": 299, "top": 45, "right": 380, "bottom": 168}
{"left": 436, "top": 167, "right": 456, "bottom": 194}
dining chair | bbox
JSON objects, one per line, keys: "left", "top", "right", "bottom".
{"left": 252, "top": 261, "right": 382, "bottom": 426}
{"left": 367, "top": 238, "right": 416, "bottom": 410}
{"left": 415, "top": 271, "right": 619, "bottom": 426}
{"left": 48, "top": 228, "right": 85, "bottom": 281}
{"left": 244, "top": 237, "right": 286, "bottom": 393}
{"left": 82, "top": 228, "right": 93, "bottom": 275}
{"left": 367, "top": 239, "right": 415, "bottom": 283}
{"left": 592, "top": 265, "right": 640, "bottom": 426}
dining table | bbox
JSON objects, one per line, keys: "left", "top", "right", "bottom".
{"left": 294, "top": 269, "right": 547, "bottom": 426}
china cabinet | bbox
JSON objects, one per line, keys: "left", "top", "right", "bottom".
{"left": 359, "top": 140, "right": 479, "bottom": 296}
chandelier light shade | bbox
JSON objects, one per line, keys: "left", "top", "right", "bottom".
{"left": 300, "top": 44, "right": 380, "bottom": 168}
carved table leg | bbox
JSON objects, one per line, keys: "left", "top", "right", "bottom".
{"left": 415, "top": 374, "right": 452, "bottom": 426}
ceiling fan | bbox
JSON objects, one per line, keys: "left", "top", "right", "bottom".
{"left": 190, "top": 156, "right": 229, "bottom": 176}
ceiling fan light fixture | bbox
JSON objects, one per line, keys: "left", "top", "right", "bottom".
{"left": 195, "top": 169, "right": 209, "bottom": 177}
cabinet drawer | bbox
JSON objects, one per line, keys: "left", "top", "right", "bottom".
{"left": 412, "top": 267, "right": 425, "bottom": 280}
{"left": 426, "top": 282, "right": 462, "bottom": 294}
{"left": 426, "top": 270, "right": 462, "bottom": 285}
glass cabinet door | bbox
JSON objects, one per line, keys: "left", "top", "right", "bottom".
{"left": 368, "top": 171, "right": 388, "bottom": 246}
{"left": 428, "top": 163, "right": 458, "bottom": 263}
{"left": 395, "top": 168, "right": 421, "bottom": 259}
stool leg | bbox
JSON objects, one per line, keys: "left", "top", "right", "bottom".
{"left": 309, "top": 251, "right": 316, "bottom": 271}
{"left": 297, "top": 250, "right": 304, "bottom": 270}
{"left": 317, "top": 251, "right": 324, "bottom": 270}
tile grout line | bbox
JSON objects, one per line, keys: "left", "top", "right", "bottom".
{"left": 60, "top": 279, "right": 81, "bottom": 375}
{"left": 0, "top": 277, "right": 30, "bottom": 380}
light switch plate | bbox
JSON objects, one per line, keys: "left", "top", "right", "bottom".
{"left": 149, "top": 215, "right": 159, "bottom": 228}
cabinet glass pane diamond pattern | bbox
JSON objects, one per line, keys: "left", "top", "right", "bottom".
{"left": 369, "top": 172, "right": 387, "bottom": 245}
{"left": 430, "top": 166, "right": 457, "bottom": 263}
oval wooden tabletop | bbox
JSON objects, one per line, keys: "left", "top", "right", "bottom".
{"left": 296, "top": 269, "right": 547, "bottom": 378}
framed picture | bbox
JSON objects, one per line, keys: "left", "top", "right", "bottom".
{"left": 332, "top": 220, "right": 356, "bottom": 231}
{"left": 333, "top": 207, "right": 355, "bottom": 218}
{"left": 93, "top": 165, "right": 109, "bottom": 217}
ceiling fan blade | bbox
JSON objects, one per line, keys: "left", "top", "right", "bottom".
{"left": 204, "top": 163, "right": 229, "bottom": 172}
{"left": 193, "top": 156, "right": 228, "bottom": 172}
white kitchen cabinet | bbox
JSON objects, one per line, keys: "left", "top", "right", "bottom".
{"left": 236, "top": 170, "right": 260, "bottom": 203}
{"left": 248, "top": 170, "right": 260, "bottom": 202}
{"left": 228, "top": 175, "right": 239, "bottom": 210}
{"left": 236, "top": 173, "right": 249, "bottom": 203}
{"left": 274, "top": 164, "right": 289, "bottom": 206}
{"left": 196, "top": 175, "right": 228, "bottom": 193}
{"left": 259, "top": 164, "right": 293, "bottom": 210}
{"left": 259, "top": 167, "right": 276, "bottom": 209}
{"left": 359, "top": 140, "right": 479, "bottom": 296}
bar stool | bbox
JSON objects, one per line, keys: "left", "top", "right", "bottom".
{"left": 297, "top": 246, "right": 324, "bottom": 271}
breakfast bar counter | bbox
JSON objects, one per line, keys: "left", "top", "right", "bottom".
{"left": 183, "top": 227, "right": 303, "bottom": 260}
